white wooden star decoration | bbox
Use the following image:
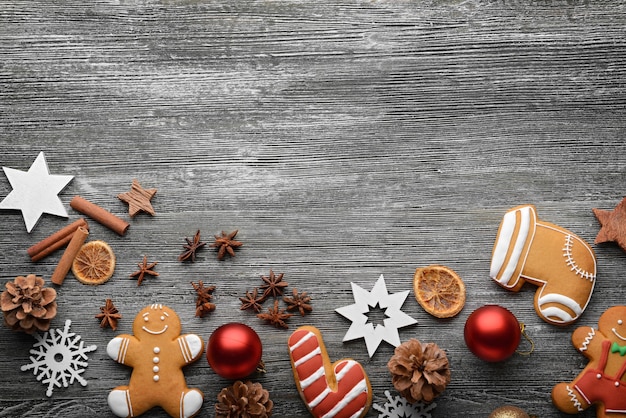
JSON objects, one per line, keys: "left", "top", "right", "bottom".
{"left": 336, "top": 274, "right": 417, "bottom": 357}
{"left": 0, "top": 152, "right": 74, "bottom": 232}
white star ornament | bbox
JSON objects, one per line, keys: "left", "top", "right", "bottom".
{"left": 335, "top": 274, "right": 417, "bottom": 357}
{"left": 0, "top": 152, "right": 74, "bottom": 232}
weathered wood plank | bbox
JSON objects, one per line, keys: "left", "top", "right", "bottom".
{"left": 1, "top": 0, "right": 625, "bottom": 416}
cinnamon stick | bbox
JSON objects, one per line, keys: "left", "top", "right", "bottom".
{"left": 27, "top": 218, "right": 89, "bottom": 262}
{"left": 51, "top": 227, "right": 89, "bottom": 285}
{"left": 70, "top": 195, "right": 130, "bottom": 236}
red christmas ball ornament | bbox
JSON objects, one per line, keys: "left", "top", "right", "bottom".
{"left": 207, "top": 322, "right": 262, "bottom": 379}
{"left": 464, "top": 305, "right": 521, "bottom": 362}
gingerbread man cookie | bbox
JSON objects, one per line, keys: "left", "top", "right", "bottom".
{"left": 288, "top": 325, "right": 372, "bottom": 418}
{"left": 552, "top": 306, "right": 626, "bottom": 417}
{"left": 106, "top": 304, "right": 204, "bottom": 418}
{"left": 490, "top": 205, "right": 597, "bottom": 326}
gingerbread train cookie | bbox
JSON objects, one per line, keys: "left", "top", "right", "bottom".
{"left": 288, "top": 325, "right": 372, "bottom": 418}
{"left": 106, "top": 304, "right": 204, "bottom": 418}
{"left": 552, "top": 306, "right": 626, "bottom": 417}
{"left": 490, "top": 205, "right": 596, "bottom": 326}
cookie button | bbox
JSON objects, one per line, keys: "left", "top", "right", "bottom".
{"left": 597, "top": 374, "right": 602, "bottom": 379}
{"left": 616, "top": 381, "right": 620, "bottom": 387}
{"left": 153, "top": 366, "right": 159, "bottom": 373}
{"left": 153, "top": 375, "right": 160, "bottom": 382}
{"left": 153, "top": 356, "right": 160, "bottom": 364}
{"left": 153, "top": 347, "right": 160, "bottom": 354}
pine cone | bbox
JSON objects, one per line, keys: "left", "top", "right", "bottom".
{"left": 215, "top": 380, "right": 273, "bottom": 417}
{"left": 387, "top": 338, "right": 451, "bottom": 403}
{"left": 1, "top": 274, "right": 57, "bottom": 333}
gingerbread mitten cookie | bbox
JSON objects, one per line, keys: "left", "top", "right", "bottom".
{"left": 552, "top": 306, "right": 626, "bottom": 417}
{"left": 288, "top": 325, "right": 372, "bottom": 418}
{"left": 106, "top": 304, "right": 204, "bottom": 418}
{"left": 490, "top": 205, "right": 596, "bottom": 326}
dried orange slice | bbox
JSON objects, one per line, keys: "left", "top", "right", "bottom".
{"left": 413, "top": 265, "right": 465, "bottom": 318}
{"left": 72, "top": 240, "right": 116, "bottom": 285}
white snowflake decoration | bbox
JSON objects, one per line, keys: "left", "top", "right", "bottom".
{"left": 336, "top": 274, "right": 417, "bottom": 357}
{"left": 373, "top": 390, "right": 436, "bottom": 418}
{"left": 21, "top": 319, "right": 97, "bottom": 397}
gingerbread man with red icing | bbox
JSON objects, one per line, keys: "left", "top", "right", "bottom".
{"left": 552, "top": 306, "right": 626, "bottom": 417}
{"left": 106, "top": 304, "right": 204, "bottom": 418}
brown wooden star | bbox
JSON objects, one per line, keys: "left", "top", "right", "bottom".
{"left": 593, "top": 197, "right": 626, "bottom": 251}
{"left": 117, "top": 179, "right": 157, "bottom": 217}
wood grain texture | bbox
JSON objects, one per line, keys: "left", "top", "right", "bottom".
{"left": 1, "top": 0, "right": 625, "bottom": 416}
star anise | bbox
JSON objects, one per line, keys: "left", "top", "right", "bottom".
{"left": 257, "top": 300, "right": 293, "bottom": 329}
{"left": 191, "top": 280, "right": 215, "bottom": 302}
{"left": 211, "top": 229, "right": 243, "bottom": 260}
{"left": 191, "top": 281, "right": 216, "bottom": 317}
{"left": 259, "top": 269, "right": 288, "bottom": 299}
{"left": 283, "top": 288, "right": 312, "bottom": 316}
{"left": 239, "top": 288, "right": 265, "bottom": 312}
{"left": 130, "top": 255, "right": 159, "bottom": 286}
{"left": 195, "top": 300, "right": 216, "bottom": 317}
{"left": 178, "top": 230, "right": 206, "bottom": 262}
{"left": 95, "top": 298, "right": 122, "bottom": 330}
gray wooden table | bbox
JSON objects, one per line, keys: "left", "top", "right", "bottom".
{"left": 1, "top": 1, "right": 625, "bottom": 417}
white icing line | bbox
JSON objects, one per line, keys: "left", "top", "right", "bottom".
{"left": 563, "top": 234, "right": 596, "bottom": 281}
{"left": 580, "top": 329, "right": 595, "bottom": 352}
{"left": 568, "top": 385, "right": 584, "bottom": 412}
{"left": 321, "top": 379, "right": 368, "bottom": 418}
{"left": 335, "top": 360, "right": 356, "bottom": 381}
{"left": 295, "top": 347, "right": 321, "bottom": 367}
{"left": 490, "top": 209, "right": 517, "bottom": 279}
{"left": 300, "top": 366, "right": 325, "bottom": 390}
{"left": 126, "top": 389, "right": 134, "bottom": 417}
{"left": 499, "top": 206, "right": 531, "bottom": 285}
{"left": 142, "top": 325, "right": 168, "bottom": 335}
{"left": 178, "top": 338, "right": 190, "bottom": 363}
{"left": 612, "top": 328, "right": 626, "bottom": 341}
{"left": 119, "top": 338, "right": 129, "bottom": 364}
{"left": 574, "top": 383, "right": 591, "bottom": 407}
{"left": 290, "top": 331, "right": 315, "bottom": 352}
{"left": 540, "top": 306, "right": 574, "bottom": 323}
{"left": 538, "top": 293, "right": 583, "bottom": 316}
{"left": 348, "top": 409, "right": 365, "bottom": 418}
{"left": 308, "top": 387, "right": 331, "bottom": 408}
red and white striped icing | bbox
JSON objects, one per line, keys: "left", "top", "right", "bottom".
{"left": 289, "top": 328, "right": 370, "bottom": 418}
